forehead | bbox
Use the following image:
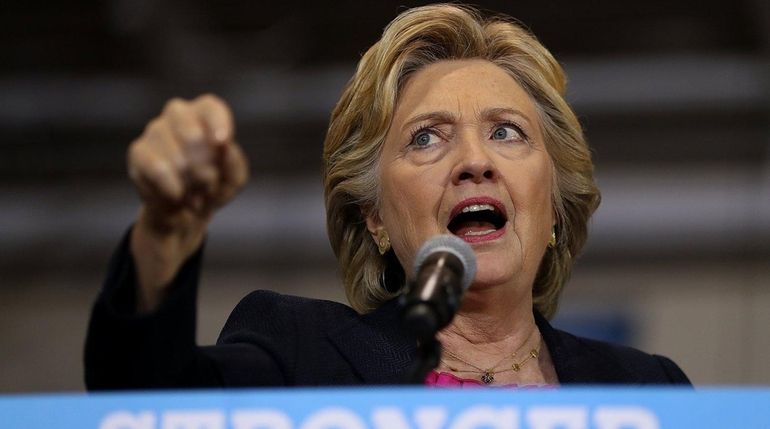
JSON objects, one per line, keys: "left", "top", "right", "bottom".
{"left": 394, "top": 59, "right": 538, "bottom": 122}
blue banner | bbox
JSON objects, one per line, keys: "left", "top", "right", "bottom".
{"left": 1, "top": 387, "right": 769, "bottom": 429}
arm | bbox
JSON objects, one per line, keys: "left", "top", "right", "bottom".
{"left": 84, "top": 95, "right": 285, "bottom": 389}
{"left": 126, "top": 94, "right": 247, "bottom": 312}
{"left": 84, "top": 229, "right": 286, "bottom": 389}
{"left": 84, "top": 228, "right": 215, "bottom": 389}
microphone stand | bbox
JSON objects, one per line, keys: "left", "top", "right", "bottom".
{"left": 403, "top": 336, "right": 442, "bottom": 385}
{"left": 399, "top": 297, "right": 446, "bottom": 385}
{"left": 398, "top": 235, "right": 476, "bottom": 385}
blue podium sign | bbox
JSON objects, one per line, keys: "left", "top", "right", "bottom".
{"left": 1, "top": 387, "right": 769, "bottom": 429}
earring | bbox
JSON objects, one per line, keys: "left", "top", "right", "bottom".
{"left": 376, "top": 230, "right": 391, "bottom": 255}
{"left": 548, "top": 228, "right": 557, "bottom": 248}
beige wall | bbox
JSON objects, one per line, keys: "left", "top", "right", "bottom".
{"left": 561, "top": 263, "right": 770, "bottom": 385}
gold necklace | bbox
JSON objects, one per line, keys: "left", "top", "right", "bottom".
{"left": 441, "top": 329, "right": 541, "bottom": 384}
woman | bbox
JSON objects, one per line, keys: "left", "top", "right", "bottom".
{"left": 85, "top": 4, "right": 690, "bottom": 388}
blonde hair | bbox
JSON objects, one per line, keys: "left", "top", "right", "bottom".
{"left": 322, "top": 4, "right": 600, "bottom": 319}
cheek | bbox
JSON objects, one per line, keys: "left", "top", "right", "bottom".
{"left": 379, "top": 162, "right": 443, "bottom": 227}
{"left": 509, "top": 162, "right": 554, "bottom": 233}
{"left": 378, "top": 175, "right": 418, "bottom": 257}
{"left": 380, "top": 200, "right": 421, "bottom": 281}
{"left": 378, "top": 166, "right": 446, "bottom": 272}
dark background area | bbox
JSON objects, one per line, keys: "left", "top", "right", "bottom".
{"left": 1, "top": 1, "right": 768, "bottom": 390}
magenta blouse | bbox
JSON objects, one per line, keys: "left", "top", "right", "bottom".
{"left": 425, "top": 371, "right": 554, "bottom": 388}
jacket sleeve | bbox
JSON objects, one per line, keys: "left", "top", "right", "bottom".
{"left": 83, "top": 228, "right": 286, "bottom": 390}
{"left": 654, "top": 354, "right": 692, "bottom": 385}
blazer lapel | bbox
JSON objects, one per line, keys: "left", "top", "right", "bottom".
{"left": 327, "top": 299, "right": 416, "bottom": 384}
{"left": 329, "top": 304, "right": 642, "bottom": 385}
{"left": 535, "top": 311, "right": 639, "bottom": 384}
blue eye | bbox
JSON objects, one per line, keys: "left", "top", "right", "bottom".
{"left": 410, "top": 129, "right": 440, "bottom": 148}
{"left": 491, "top": 125, "right": 524, "bottom": 141}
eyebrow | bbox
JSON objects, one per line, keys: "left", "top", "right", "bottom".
{"left": 400, "top": 107, "right": 532, "bottom": 132}
{"left": 401, "top": 111, "right": 456, "bottom": 132}
{"left": 481, "top": 107, "right": 532, "bottom": 125}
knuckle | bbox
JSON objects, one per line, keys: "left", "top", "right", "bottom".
{"left": 144, "top": 118, "right": 166, "bottom": 138}
{"left": 127, "top": 139, "right": 141, "bottom": 158}
{"left": 180, "top": 123, "right": 204, "bottom": 144}
{"left": 147, "top": 158, "right": 172, "bottom": 182}
{"left": 127, "top": 155, "right": 142, "bottom": 182}
{"left": 198, "top": 93, "right": 232, "bottom": 120}
{"left": 127, "top": 139, "right": 148, "bottom": 165}
{"left": 197, "top": 93, "right": 223, "bottom": 107}
{"left": 202, "top": 165, "right": 219, "bottom": 181}
{"left": 194, "top": 166, "right": 218, "bottom": 185}
{"left": 163, "top": 97, "right": 187, "bottom": 114}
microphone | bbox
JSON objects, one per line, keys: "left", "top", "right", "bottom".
{"left": 399, "top": 235, "right": 477, "bottom": 341}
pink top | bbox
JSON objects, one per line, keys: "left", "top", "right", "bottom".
{"left": 425, "top": 371, "right": 554, "bottom": 388}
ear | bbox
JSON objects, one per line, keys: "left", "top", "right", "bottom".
{"left": 362, "top": 205, "right": 384, "bottom": 240}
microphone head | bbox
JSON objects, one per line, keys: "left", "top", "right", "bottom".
{"left": 413, "top": 235, "right": 477, "bottom": 292}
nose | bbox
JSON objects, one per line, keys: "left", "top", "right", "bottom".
{"left": 451, "top": 135, "right": 499, "bottom": 185}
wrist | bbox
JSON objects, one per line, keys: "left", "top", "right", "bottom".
{"left": 131, "top": 209, "right": 208, "bottom": 312}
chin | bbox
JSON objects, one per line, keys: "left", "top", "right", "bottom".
{"left": 470, "top": 257, "right": 517, "bottom": 289}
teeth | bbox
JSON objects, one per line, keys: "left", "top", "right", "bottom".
{"left": 464, "top": 229, "right": 497, "bottom": 236}
{"left": 461, "top": 204, "right": 495, "bottom": 214}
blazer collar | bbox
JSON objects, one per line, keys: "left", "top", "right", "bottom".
{"left": 327, "top": 298, "right": 416, "bottom": 384}
{"left": 329, "top": 302, "right": 640, "bottom": 385}
{"left": 535, "top": 310, "right": 639, "bottom": 384}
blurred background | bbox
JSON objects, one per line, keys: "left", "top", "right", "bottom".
{"left": 1, "top": 0, "right": 768, "bottom": 391}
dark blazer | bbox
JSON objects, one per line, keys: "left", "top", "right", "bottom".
{"left": 84, "top": 234, "right": 690, "bottom": 390}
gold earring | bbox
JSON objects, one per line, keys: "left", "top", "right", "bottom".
{"left": 548, "top": 228, "right": 557, "bottom": 248}
{"left": 377, "top": 230, "right": 391, "bottom": 255}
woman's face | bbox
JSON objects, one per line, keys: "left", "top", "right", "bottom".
{"left": 367, "top": 59, "right": 554, "bottom": 292}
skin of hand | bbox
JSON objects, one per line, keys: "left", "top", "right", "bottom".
{"left": 127, "top": 94, "right": 249, "bottom": 312}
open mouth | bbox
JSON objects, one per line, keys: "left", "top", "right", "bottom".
{"left": 448, "top": 202, "right": 507, "bottom": 238}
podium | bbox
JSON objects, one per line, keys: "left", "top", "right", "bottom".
{"left": 1, "top": 387, "right": 769, "bottom": 428}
